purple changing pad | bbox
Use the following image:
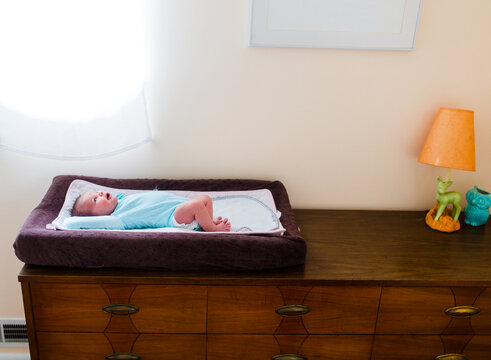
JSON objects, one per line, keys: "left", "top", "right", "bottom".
{"left": 13, "top": 175, "right": 306, "bottom": 270}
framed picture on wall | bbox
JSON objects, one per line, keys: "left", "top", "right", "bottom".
{"left": 249, "top": 0, "right": 422, "bottom": 50}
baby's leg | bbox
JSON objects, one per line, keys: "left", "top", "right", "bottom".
{"left": 194, "top": 195, "right": 214, "bottom": 221}
{"left": 186, "top": 195, "right": 229, "bottom": 226}
{"left": 174, "top": 196, "right": 231, "bottom": 232}
{"left": 193, "top": 195, "right": 228, "bottom": 225}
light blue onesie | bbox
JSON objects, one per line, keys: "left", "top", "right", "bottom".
{"left": 64, "top": 191, "right": 190, "bottom": 230}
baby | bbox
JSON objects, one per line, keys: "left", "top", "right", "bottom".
{"left": 64, "top": 190, "right": 231, "bottom": 232}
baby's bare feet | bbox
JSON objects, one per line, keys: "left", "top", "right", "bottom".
{"left": 214, "top": 221, "right": 231, "bottom": 232}
{"left": 214, "top": 217, "right": 230, "bottom": 225}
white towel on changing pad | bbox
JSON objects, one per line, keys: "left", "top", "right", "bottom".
{"left": 203, "top": 194, "right": 282, "bottom": 233}
{"left": 47, "top": 179, "right": 285, "bottom": 235}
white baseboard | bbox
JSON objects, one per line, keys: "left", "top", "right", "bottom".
{"left": 0, "top": 354, "right": 30, "bottom": 360}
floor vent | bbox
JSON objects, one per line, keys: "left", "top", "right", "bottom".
{"left": 0, "top": 319, "right": 28, "bottom": 345}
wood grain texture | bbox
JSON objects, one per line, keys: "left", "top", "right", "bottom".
{"left": 207, "top": 286, "right": 283, "bottom": 334}
{"left": 18, "top": 209, "right": 491, "bottom": 358}
{"left": 299, "top": 335, "right": 373, "bottom": 360}
{"left": 441, "top": 335, "right": 474, "bottom": 355}
{"left": 372, "top": 335, "right": 445, "bottom": 360}
{"left": 206, "top": 335, "right": 280, "bottom": 360}
{"left": 130, "top": 285, "right": 207, "bottom": 333}
{"left": 20, "top": 282, "right": 38, "bottom": 360}
{"left": 104, "top": 332, "right": 139, "bottom": 353}
{"left": 30, "top": 283, "right": 110, "bottom": 332}
{"left": 465, "top": 335, "right": 491, "bottom": 359}
{"left": 443, "top": 287, "right": 486, "bottom": 335}
{"left": 36, "top": 332, "right": 113, "bottom": 360}
{"left": 296, "top": 210, "right": 491, "bottom": 286}
{"left": 132, "top": 334, "right": 206, "bottom": 360}
{"left": 376, "top": 287, "right": 454, "bottom": 334}
{"left": 274, "top": 334, "right": 309, "bottom": 354}
{"left": 207, "top": 335, "right": 373, "bottom": 360}
{"left": 275, "top": 286, "right": 311, "bottom": 334}
{"left": 19, "top": 210, "right": 491, "bottom": 286}
{"left": 471, "top": 288, "right": 491, "bottom": 334}
{"left": 102, "top": 284, "right": 138, "bottom": 333}
{"left": 302, "top": 286, "right": 380, "bottom": 334}
{"left": 373, "top": 334, "right": 487, "bottom": 359}
{"left": 36, "top": 332, "right": 205, "bottom": 360}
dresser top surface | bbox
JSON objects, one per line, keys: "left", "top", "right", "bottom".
{"left": 19, "top": 209, "right": 491, "bottom": 286}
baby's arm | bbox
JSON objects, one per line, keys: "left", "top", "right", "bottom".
{"left": 64, "top": 216, "right": 125, "bottom": 230}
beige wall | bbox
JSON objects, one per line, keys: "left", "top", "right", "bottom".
{"left": 1, "top": 0, "right": 490, "bottom": 350}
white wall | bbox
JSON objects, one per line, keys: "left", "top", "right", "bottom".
{"left": 1, "top": 0, "right": 491, "bottom": 353}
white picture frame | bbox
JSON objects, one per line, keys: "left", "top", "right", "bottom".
{"left": 249, "top": 0, "right": 422, "bottom": 50}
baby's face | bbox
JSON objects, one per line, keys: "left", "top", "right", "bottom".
{"left": 79, "top": 191, "right": 118, "bottom": 216}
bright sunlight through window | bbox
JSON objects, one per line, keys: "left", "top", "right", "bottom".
{"left": 0, "top": 0, "right": 151, "bottom": 159}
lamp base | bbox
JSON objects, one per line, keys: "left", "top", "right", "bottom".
{"left": 425, "top": 203, "right": 461, "bottom": 233}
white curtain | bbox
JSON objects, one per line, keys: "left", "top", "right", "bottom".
{"left": 0, "top": 0, "right": 151, "bottom": 159}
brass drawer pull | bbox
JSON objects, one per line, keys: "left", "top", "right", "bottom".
{"left": 106, "top": 353, "right": 141, "bottom": 360}
{"left": 445, "top": 306, "right": 480, "bottom": 318}
{"left": 272, "top": 354, "right": 307, "bottom": 360}
{"left": 434, "top": 354, "right": 468, "bottom": 360}
{"left": 275, "top": 305, "right": 311, "bottom": 317}
{"left": 102, "top": 304, "right": 139, "bottom": 315}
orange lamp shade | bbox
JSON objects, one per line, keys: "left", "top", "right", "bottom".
{"left": 418, "top": 108, "right": 475, "bottom": 171}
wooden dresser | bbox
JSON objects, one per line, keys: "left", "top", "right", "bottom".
{"left": 19, "top": 210, "right": 491, "bottom": 360}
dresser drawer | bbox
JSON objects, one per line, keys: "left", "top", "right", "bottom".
{"left": 465, "top": 335, "right": 491, "bottom": 359}
{"left": 37, "top": 332, "right": 112, "bottom": 360}
{"left": 130, "top": 285, "right": 207, "bottom": 333}
{"left": 207, "top": 335, "right": 373, "bottom": 360}
{"left": 300, "top": 335, "right": 373, "bottom": 360}
{"left": 469, "top": 288, "right": 491, "bottom": 334}
{"left": 31, "top": 283, "right": 207, "bottom": 333}
{"left": 372, "top": 335, "right": 450, "bottom": 360}
{"left": 207, "top": 286, "right": 380, "bottom": 334}
{"left": 372, "top": 335, "right": 491, "bottom": 360}
{"left": 377, "top": 287, "right": 487, "bottom": 335}
{"left": 207, "top": 335, "right": 279, "bottom": 360}
{"left": 31, "top": 283, "right": 109, "bottom": 332}
{"left": 302, "top": 286, "right": 380, "bottom": 334}
{"left": 37, "top": 332, "right": 206, "bottom": 360}
{"left": 207, "top": 286, "right": 283, "bottom": 334}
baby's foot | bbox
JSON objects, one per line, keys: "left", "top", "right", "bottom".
{"left": 214, "top": 217, "right": 230, "bottom": 225}
{"left": 214, "top": 221, "right": 231, "bottom": 232}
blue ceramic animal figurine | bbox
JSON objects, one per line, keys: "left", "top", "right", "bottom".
{"left": 465, "top": 186, "right": 491, "bottom": 226}
{"left": 435, "top": 177, "right": 461, "bottom": 222}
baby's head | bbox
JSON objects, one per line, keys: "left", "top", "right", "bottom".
{"left": 72, "top": 191, "right": 118, "bottom": 216}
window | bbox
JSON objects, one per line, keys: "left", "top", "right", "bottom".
{"left": 0, "top": 0, "right": 151, "bottom": 159}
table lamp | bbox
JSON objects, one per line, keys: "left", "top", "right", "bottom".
{"left": 418, "top": 108, "right": 475, "bottom": 232}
